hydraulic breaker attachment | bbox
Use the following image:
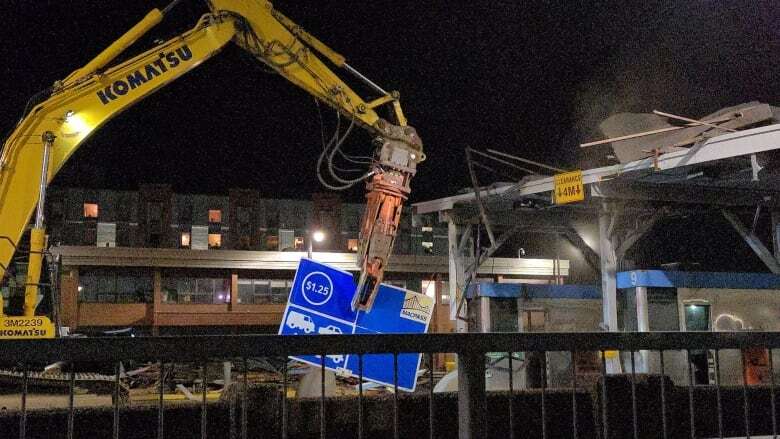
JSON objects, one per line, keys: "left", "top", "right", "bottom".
{"left": 354, "top": 121, "right": 423, "bottom": 312}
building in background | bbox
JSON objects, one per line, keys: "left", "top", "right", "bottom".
{"left": 2, "top": 184, "right": 575, "bottom": 334}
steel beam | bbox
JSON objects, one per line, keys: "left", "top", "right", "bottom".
{"left": 444, "top": 206, "right": 597, "bottom": 230}
{"left": 561, "top": 228, "right": 600, "bottom": 272}
{"left": 615, "top": 208, "right": 668, "bottom": 259}
{"left": 414, "top": 123, "right": 780, "bottom": 215}
{"left": 591, "top": 181, "right": 780, "bottom": 207}
{"left": 722, "top": 210, "right": 780, "bottom": 274}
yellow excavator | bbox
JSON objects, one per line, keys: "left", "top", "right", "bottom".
{"left": 0, "top": 0, "right": 424, "bottom": 325}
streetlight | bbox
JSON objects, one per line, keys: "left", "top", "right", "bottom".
{"left": 307, "top": 229, "right": 326, "bottom": 259}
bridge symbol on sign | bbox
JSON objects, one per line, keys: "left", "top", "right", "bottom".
{"left": 403, "top": 295, "right": 431, "bottom": 313}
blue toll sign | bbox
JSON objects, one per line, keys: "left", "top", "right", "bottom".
{"left": 279, "top": 258, "right": 433, "bottom": 391}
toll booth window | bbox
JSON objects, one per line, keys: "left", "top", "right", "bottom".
{"left": 208, "top": 233, "right": 221, "bottom": 249}
{"left": 163, "top": 276, "right": 229, "bottom": 304}
{"left": 237, "top": 279, "right": 255, "bottom": 304}
{"left": 79, "top": 269, "right": 152, "bottom": 303}
{"left": 180, "top": 232, "right": 191, "bottom": 248}
{"left": 238, "top": 279, "right": 273, "bottom": 304}
{"left": 347, "top": 238, "right": 359, "bottom": 252}
{"left": 208, "top": 209, "right": 222, "bottom": 223}
{"left": 193, "top": 278, "right": 229, "bottom": 304}
{"left": 162, "top": 277, "right": 194, "bottom": 303}
{"left": 684, "top": 304, "right": 711, "bottom": 331}
{"left": 116, "top": 275, "right": 153, "bottom": 303}
{"left": 270, "top": 280, "right": 290, "bottom": 303}
{"left": 684, "top": 303, "right": 712, "bottom": 385}
{"left": 83, "top": 203, "right": 99, "bottom": 218}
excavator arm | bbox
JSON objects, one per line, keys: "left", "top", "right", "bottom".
{"left": 0, "top": 0, "right": 423, "bottom": 317}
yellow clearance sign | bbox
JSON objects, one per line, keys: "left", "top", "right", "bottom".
{"left": 554, "top": 170, "right": 584, "bottom": 204}
{"left": 0, "top": 316, "right": 55, "bottom": 339}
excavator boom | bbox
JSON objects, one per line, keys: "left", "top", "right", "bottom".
{"left": 0, "top": 0, "right": 423, "bottom": 317}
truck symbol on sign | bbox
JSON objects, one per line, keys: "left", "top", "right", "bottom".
{"left": 287, "top": 311, "right": 315, "bottom": 333}
{"left": 318, "top": 325, "right": 343, "bottom": 335}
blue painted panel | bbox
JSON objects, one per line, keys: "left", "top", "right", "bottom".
{"left": 344, "top": 326, "right": 421, "bottom": 391}
{"left": 287, "top": 258, "right": 357, "bottom": 323}
{"left": 280, "top": 304, "right": 354, "bottom": 370}
{"left": 355, "top": 283, "right": 430, "bottom": 334}
{"left": 617, "top": 270, "right": 780, "bottom": 289}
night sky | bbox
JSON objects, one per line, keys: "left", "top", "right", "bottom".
{"left": 2, "top": 1, "right": 778, "bottom": 204}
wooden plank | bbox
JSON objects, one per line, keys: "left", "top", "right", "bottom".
{"left": 580, "top": 114, "right": 735, "bottom": 147}
{"left": 653, "top": 110, "right": 737, "bottom": 132}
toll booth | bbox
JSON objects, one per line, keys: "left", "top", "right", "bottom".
{"left": 465, "top": 282, "right": 603, "bottom": 388}
{"left": 618, "top": 270, "right": 780, "bottom": 385}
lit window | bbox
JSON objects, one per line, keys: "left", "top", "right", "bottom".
{"left": 266, "top": 235, "right": 279, "bottom": 251}
{"left": 208, "top": 209, "right": 222, "bottom": 223}
{"left": 294, "top": 236, "right": 304, "bottom": 250}
{"left": 348, "top": 239, "right": 359, "bottom": 252}
{"left": 208, "top": 233, "right": 222, "bottom": 248}
{"left": 422, "top": 241, "right": 434, "bottom": 253}
{"left": 83, "top": 203, "right": 99, "bottom": 218}
{"left": 180, "top": 232, "right": 191, "bottom": 248}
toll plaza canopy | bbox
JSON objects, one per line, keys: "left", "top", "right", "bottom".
{"left": 413, "top": 121, "right": 780, "bottom": 372}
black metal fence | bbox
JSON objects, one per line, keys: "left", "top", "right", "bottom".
{"left": 2, "top": 331, "right": 780, "bottom": 438}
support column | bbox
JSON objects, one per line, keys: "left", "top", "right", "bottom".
{"left": 635, "top": 286, "right": 649, "bottom": 373}
{"left": 230, "top": 273, "right": 238, "bottom": 311}
{"left": 598, "top": 210, "right": 621, "bottom": 373}
{"left": 479, "top": 296, "right": 490, "bottom": 333}
{"left": 223, "top": 361, "right": 232, "bottom": 388}
{"left": 448, "top": 218, "right": 467, "bottom": 332}
{"left": 432, "top": 279, "right": 444, "bottom": 334}
{"left": 60, "top": 267, "right": 79, "bottom": 331}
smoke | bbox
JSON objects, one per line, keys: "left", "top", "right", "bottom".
{"left": 571, "top": 2, "right": 732, "bottom": 167}
{"left": 573, "top": 45, "right": 701, "bottom": 167}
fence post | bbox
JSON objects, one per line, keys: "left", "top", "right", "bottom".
{"left": 458, "top": 351, "right": 486, "bottom": 439}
